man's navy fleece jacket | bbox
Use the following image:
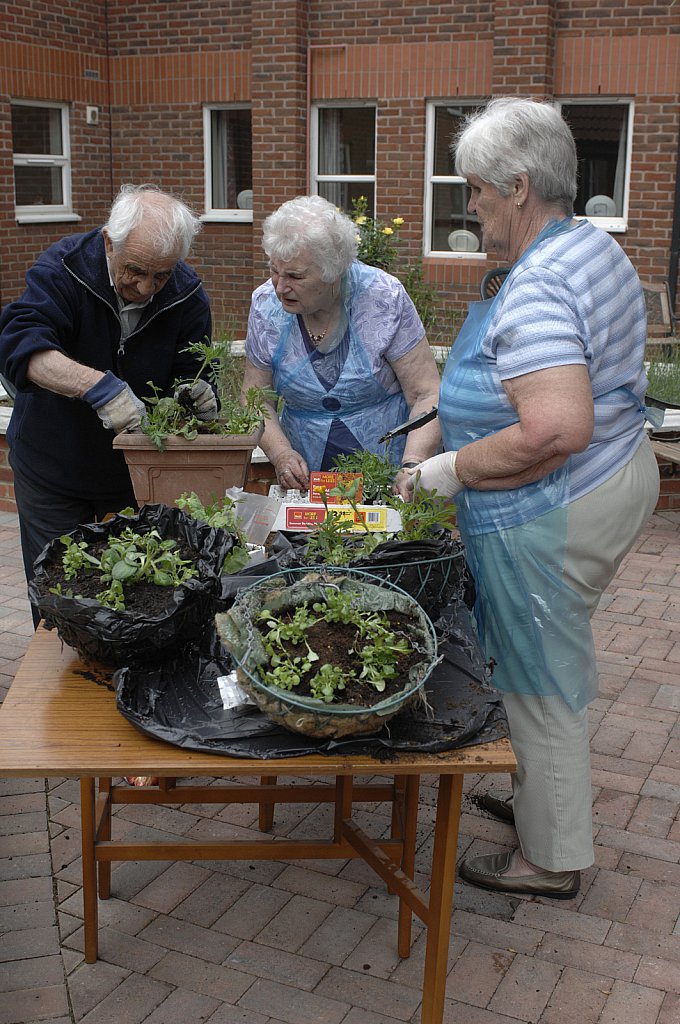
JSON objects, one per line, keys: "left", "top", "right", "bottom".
{"left": 0, "top": 229, "right": 212, "bottom": 503}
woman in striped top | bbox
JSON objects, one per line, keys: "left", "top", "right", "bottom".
{"left": 408, "top": 98, "right": 659, "bottom": 900}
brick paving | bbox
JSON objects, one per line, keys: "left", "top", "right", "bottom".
{"left": 0, "top": 506, "right": 679, "bottom": 1024}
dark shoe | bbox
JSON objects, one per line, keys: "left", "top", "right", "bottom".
{"left": 459, "top": 852, "right": 580, "bottom": 900}
{"left": 478, "top": 792, "right": 515, "bottom": 825}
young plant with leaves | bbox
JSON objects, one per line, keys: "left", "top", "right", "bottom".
{"left": 140, "top": 337, "right": 272, "bottom": 451}
{"left": 255, "top": 588, "right": 415, "bottom": 702}
{"left": 304, "top": 479, "right": 387, "bottom": 565}
{"left": 54, "top": 528, "right": 197, "bottom": 611}
{"left": 174, "top": 491, "right": 250, "bottom": 573}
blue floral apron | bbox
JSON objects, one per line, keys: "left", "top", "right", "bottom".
{"left": 271, "top": 272, "right": 409, "bottom": 470}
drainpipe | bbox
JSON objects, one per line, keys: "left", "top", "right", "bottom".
{"left": 104, "top": 0, "right": 114, "bottom": 199}
{"left": 306, "top": 44, "right": 347, "bottom": 195}
{"left": 669, "top": 120, "right": 680, "bottom": 321}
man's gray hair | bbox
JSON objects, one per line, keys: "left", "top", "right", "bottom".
{"left": 454, "top": 98, "right": 577, "bottom": 213}
{"left": 104, "top": 183, "right": 202, "bottom": 259}
{"left": 262, "top": 195, "right": 358, "bottom": 282}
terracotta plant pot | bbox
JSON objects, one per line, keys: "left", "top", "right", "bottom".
{"left": 113, "top": 425, "right": 264, "bottom": 508}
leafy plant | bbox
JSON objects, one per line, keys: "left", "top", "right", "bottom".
{"left": 255, "top": 588, "right": 415, "bottom": 702}
{"left": 174, "top": 491, "right": 250, "bottom": 573}
{"left": 332, "top": 449, "right": 400, "bottom": 503}
{"left": 349, "top": 197, "right": 440, "bottom": 333}
{"left": 304, "top": 481, "right": 387, "bottom": 565}
{"left": 296, "top": 464, "right": 456, "bottom": 569}
{"left": 400, "top": 259, "right": 438, "bottom": 333}
{"left": 330, "top": 451, "right": 458, "bottom": 541}
{"left": 54, "top": 528, "right": 197, "bottom": 611}
{"left": 351, "top": 195, "right": 403, "bottom": 273}
{"left": 140, "top": 337, "right": 272, "bottom": 451}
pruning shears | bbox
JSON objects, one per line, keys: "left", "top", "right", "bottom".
{"left": 378, "top": 406, "right": 438, "bottom": 444}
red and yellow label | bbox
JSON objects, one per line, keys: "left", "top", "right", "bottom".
{"left": 309, "top": 471, "right": 363, "bottom": 504}
{"left": 284, "top": 504, "right": 388, "bottom": 532}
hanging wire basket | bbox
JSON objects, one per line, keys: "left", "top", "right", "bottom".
{"left": 215, "top": 566, "right": 439, "bottom": 739}
{"left": 277, "top": 533, "right": 474, "bottom": 621}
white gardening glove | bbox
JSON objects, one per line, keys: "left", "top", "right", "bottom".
{"left": 83, "top": 371, "right": 146, "bottom": 432}
{"left": 409, "top": 451, "right": 464, "bottom": 499}
{"left": 174, "top": 379, "right": 218, "bottom": 421}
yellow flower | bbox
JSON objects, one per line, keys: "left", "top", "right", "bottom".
{"left": 382, "top": 226, "right": 394, "bottom": 235}
{"left": 355, "top": 216, "right": 367, "bottom": 225}
{"left": 392, "top": 217, "right": 404, "bottom": 226}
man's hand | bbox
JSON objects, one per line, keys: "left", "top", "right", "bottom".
{"left": 174, "top": 380, "right": 218, "bottom": 421}
{"left": 83, "top": 371, "right": 146, "bottom": 433}
{"left": 407, "top": 451, "right": 464, "bottom": 499}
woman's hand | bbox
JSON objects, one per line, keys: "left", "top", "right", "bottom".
{"left": 273, "top": 449, "right": 309, "bottom": 491}
{"left": 392, "top": 466, "right": 420, "bottom": 500}
{"left": 406, "top": 451, "right": 464, "bottom": 500}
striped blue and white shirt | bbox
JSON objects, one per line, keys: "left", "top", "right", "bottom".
{"left": 442, "top": 219, "right": 649, "bottom": 532}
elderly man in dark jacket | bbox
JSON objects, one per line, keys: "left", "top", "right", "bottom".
{"left": 0, "top": 183, "right": 214, "bottom": 623}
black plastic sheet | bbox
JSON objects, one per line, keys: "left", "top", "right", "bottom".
{"left": 30, "top": 504, "right": 235, "bottom": 668}
{"left": 114, "top": 601, "right": 508, "bottom": 759}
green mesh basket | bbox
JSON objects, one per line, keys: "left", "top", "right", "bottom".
{"left": 215, "top": 566, "right": 439, "bottom": 739}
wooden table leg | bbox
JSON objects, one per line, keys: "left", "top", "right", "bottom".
{"left": 97, "top": 778, "right": 112, "bottom": 899}
{"left": 334, "top": 775, "right": 353, "bottom": 841}
{"left": 420, "top": 774, "right": 463, "bottom": 1024}
{"left": 79, "top": 777, "right": 99, "bottom": 964}
{"left": 397, "top": 775, "right": 419, "bottom": 957}
{"left": 259, "top": 775, "right": 276, "bottom": 831}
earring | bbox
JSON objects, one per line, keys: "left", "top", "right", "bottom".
{"left": 516, "top": 202, "right": 523, "bottom": 209}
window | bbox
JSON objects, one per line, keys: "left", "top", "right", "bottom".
{"left": 311, "top": 104, "right": 376, "bottom": 214}
{"left": 559, "top": 100, "right": 633, "bottom": 230}
{"left": 203, "top": 106, "right": 252, "bottom": 221}
{"left": 12, "top": 100, "right": 73, "bottom": 222}
{"left": 425, "top": 103, "right": 484, "bottom": 257}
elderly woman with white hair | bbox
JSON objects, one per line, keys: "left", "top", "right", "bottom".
{"left": 408, "top": 98, "right": 659, "bottom": 898}
{"left": 241, "top": 195, "right": 441, "bottom": 494}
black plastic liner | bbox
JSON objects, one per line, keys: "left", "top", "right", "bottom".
{"left": 114, "top": 601, "right": 508, "bottom": 759}
{"left": 30, "top": 504, "right": 235, "bottom": 668}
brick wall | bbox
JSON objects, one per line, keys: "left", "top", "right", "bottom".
{"left": 0, "top": 0, "right": 678, "bottom": 329}
{"left": 0, "top": 432, "right": 15, "bottom": 512}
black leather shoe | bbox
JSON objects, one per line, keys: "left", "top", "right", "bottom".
{"left": 478, "top": 792, "right": 515, "bottom": 825}
{"left": 459, "top": 852, "right": 580, "bottom": 900}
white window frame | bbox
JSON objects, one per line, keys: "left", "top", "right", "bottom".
{"left": 202, "top": 104, "right": 253, "bottom": 223}
{"left": 12, "top": 99, "right": 77, "bottom": 224}
{"left": 424, "top": 101, "right": 486, "bottom": 259}
{"left": 557, "top": 97, "right": 634, "bottom": 233}
{"left": 311, "top": 102, "right": 376, "bottom": 214}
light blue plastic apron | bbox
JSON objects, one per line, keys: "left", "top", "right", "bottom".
{"left": 271, "top": 289, "right": 409, "bottom": 470}
{"left": 439, "top": 217, "right": 634, "bottom": 711}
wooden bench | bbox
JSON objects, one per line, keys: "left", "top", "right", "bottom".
{"left": 651, "top": 437, "right": 680, "bottom": 468}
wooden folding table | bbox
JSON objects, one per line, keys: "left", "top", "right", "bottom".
{"left": 0, "top": 628, "right": 515, "bottom": 1024}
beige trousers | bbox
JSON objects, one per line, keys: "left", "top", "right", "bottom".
{"left": 503, "top": 438, "right": 659, "bottom": 871}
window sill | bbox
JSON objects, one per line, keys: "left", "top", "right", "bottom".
{"left": 16, "top": 212, "right": 82, "bottom": 225}
{"left": 200, "top": 211, "right": 253, "bottom": 224}
{"left": 574, "top": 216, "right": 627, "bottom": 233}
{"left": 424, "top": 252, "right": 487, "bottom": 263}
